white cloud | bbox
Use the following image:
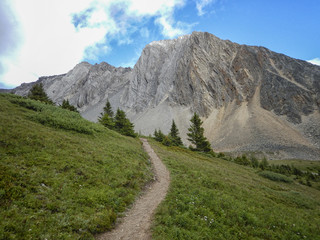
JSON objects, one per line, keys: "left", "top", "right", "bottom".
{"left": 156, "top": 14, "right": 185, "bottom": 38}
{"left": 127, "top": 0, "right": 185, "bottom": 16}
{"left": 1, "top": 0, "right": 191, "bottom": 87}
{"left": 308, "top": 58, "right": 320, "bottom": 66}
{"left": 1, "top": 0, "right": 107, "bottom": 87}
{"left": 196, "top": 0, "right": 216, "bottom": 16}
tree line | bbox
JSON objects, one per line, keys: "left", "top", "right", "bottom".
{"left": 27, "top": 83, "right": 137, "bottom": 137}
{"left": 28, "top": 83, "right": 79, "bottom": 112}
{"left": 154, "top": 113, "right": 212, "bottom": 153}
{"left": 27, "top": 83, "right": 212, "bottom": 148}
{"left": 98, "top": 100, "right": 136, "bottom": 137}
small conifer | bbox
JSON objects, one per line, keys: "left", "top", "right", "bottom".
{"left": 103, "top": 100, "right": 114, "bottom": 118}
{"left": 114, "top": 109, "right": 136, "bottom": 137}
{"left": 61, "top": 99, "right": 79, "bottom": 112}
{"left": 28, "top": 83, "right": 53, "bottom": 104}
{"left": 169, "top": 120, "right": 183, "bottom": 146}
{"left": 99, "top": 113, "right": 114, "bottom": 130}
{"left": 154, "top": 129, "right": 165, "bottom": 142}
{"left": 187, "top": 113, "right": 211, "bottom": 152}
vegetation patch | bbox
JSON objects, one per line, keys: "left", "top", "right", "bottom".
{"left": 0, "top": 93, "right": 152, "bottom": 240}
{"left": 258, "top": 171, "right": 293, "bottom": 183}
{"left": 9, "top": 95, "right": 102, "bottom": 134}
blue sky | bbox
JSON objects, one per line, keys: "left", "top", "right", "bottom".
{"left": 1, "top": 0, "right": 319, "bottom": 88}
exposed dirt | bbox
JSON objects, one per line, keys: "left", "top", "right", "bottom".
{"left": 96, "top": 138, "right": 170, "bottom": 240}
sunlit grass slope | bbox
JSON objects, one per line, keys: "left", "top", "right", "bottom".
{"left": 150, "top": 140, "right": 320, "bottom": 240}
{"left": 0, "top": 94, "right": 152, "bottom": 240}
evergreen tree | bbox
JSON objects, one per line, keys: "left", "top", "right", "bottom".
{"left": 169, "top": 120, "right": 183, "bottom": 146}
{"left": 98, "top": 99, "right": 114, "bottom": 128}
{"left": 99, "top": 113, "right": 114, "bottom": 130}
{"left": 61, "top": 99, "right": 79, "bottom": 113}
{"left": 114, "top": 109, "right": 136, "bottom": 137}
{"left": 103, "top": 100, "right": 114, "bottom": 118}
{"left": 162, "top": 136, "right": 172, "bottom": 146}
{"left": 259, "top": 157, "right": 269, "bottom": 170}
{"left": 154, "top": 129, "right": 165, "bottom": 142}
{"left": 250, "top": 155, "right": 259, "bottom": 168}
{"left": 187, "top": 113, "right": 211, "bottom": 152}
{"left": 28, "top": 83, "right": 53, "bottom": 104}
{"left": 154, "top": 129, "right": 159, "bottom": 139}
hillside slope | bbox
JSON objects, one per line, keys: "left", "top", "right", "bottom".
{"left": 0, "top": 94, "right": 152, "bottom": 239}
{"left": 150, "top": 140, "right": 320, "bottom": 239}
{"left": 12, "top": 32, "right": 320, "bottom": 159}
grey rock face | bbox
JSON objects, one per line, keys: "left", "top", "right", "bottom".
{"left": 12, "top": 31, "right": 320, "bottom": 160}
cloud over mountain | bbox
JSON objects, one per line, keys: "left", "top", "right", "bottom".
{"left": 0, "top": 0, "right": 193, "bottom": 87}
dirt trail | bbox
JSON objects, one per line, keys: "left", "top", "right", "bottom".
{"left": 96, "top": 138, "right": 170, "bottom": 240}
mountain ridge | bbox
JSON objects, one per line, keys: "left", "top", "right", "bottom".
{"left": 12, "top": 31, "right": 320, "bottom": 160}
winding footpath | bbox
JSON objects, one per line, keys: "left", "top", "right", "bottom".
{"left": 96, "top": 138, "right": 170, "bottom": 240}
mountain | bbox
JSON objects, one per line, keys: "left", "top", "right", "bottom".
{"left": 12, "top": 31, "right": 320, "bottom": 160}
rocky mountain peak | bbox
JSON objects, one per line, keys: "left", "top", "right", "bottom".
{"left": 12, "top": 32, "right": 320, "bottom": 160}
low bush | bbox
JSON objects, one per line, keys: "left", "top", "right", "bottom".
{"left": 10, "top": 97, "right": 103, "bottom": 134}
{"left": 258, "top": 171, "right": 293, "bottom": 183}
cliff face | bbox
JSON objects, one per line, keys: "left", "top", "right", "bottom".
{"left": 13, "top": 32, "right": 320, "bottom": 160}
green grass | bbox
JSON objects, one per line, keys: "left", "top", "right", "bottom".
{"left": 0, "top": 94, "right": 152, "bottom": 239}
{"left": 2, "top": 93, "right": 320, "bottom": 239}
{"left": 149, "top": 140, "right": 320, "bottom": 240}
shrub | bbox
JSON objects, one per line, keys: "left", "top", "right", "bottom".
{"left": 259, "top": 157, "right": 269, "bottom": 170}
{"left": 154, "top": 129, "right": 165, "bottom": 142}
{"left": 234, "top": 154, "right": 251, "bottom": 166}
{"left": 250, "top": 156, "right": 259, "bottom": 168}
{"left": 10, "top": 97, "right": 46, "bottom": 112}
{"left": 60, "top": 99, "right": 79, "bottom": 113}
{"left": 162, "top": 136, "right": 173, "bottom": 146}
{"left": 258, "top": 171, "right": 293, "bottom": 183}
{"left": 10, "top": 97, "right": 102, "bottom": 134}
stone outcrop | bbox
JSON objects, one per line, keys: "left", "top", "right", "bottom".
{"left": 13, "top": 31, "right": 320, "bottom": 160}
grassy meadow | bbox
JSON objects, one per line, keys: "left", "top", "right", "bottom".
{"left": 0, "top": 94, "right": 152, "bottom": 239}
{"left": 1, "top": 92, "right": 320, "bottom": 240}
{"left": 150, "top": 140, "right": 320, "bottom": 240}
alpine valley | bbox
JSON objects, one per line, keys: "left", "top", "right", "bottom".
{"left": 11, "top": 32, "right": 320, "bottom": 160}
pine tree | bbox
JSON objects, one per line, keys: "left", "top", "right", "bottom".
{"left": 28, "top": 83, "right": 53, "bottom": 104}
{"left": 61, "top": 99, "right": 79, "bottom": 113}
{"left": 154, "top": 129, "right": 165, "bottom": 142}
{"left": 154, "top": 129, "right": 159, "bottom": 139}
{"left": 114, "top": 109, "right": 136, "bottom": 137}
{"left": 99, "top": 100, "right": 114, "bottom": 121}
{"left": 162, "top": 136, "right": 172, "bottom": 146}
{"left": 103, "top": 100, "right": 113, "bottom": 118}
{"left": 98, "top": 99, "right": 114, "bottom": 129}
{"left": 99, "top": 113, "right": 114, "bottom": 130}
{"left": 169, "top": 120, "right": 183, "bottom": 146}
{"left": 259, "top": 157, "right": 269, "bottom": 170}
{"left": 187, "top": 113, "right": 211, "bottom": 152}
